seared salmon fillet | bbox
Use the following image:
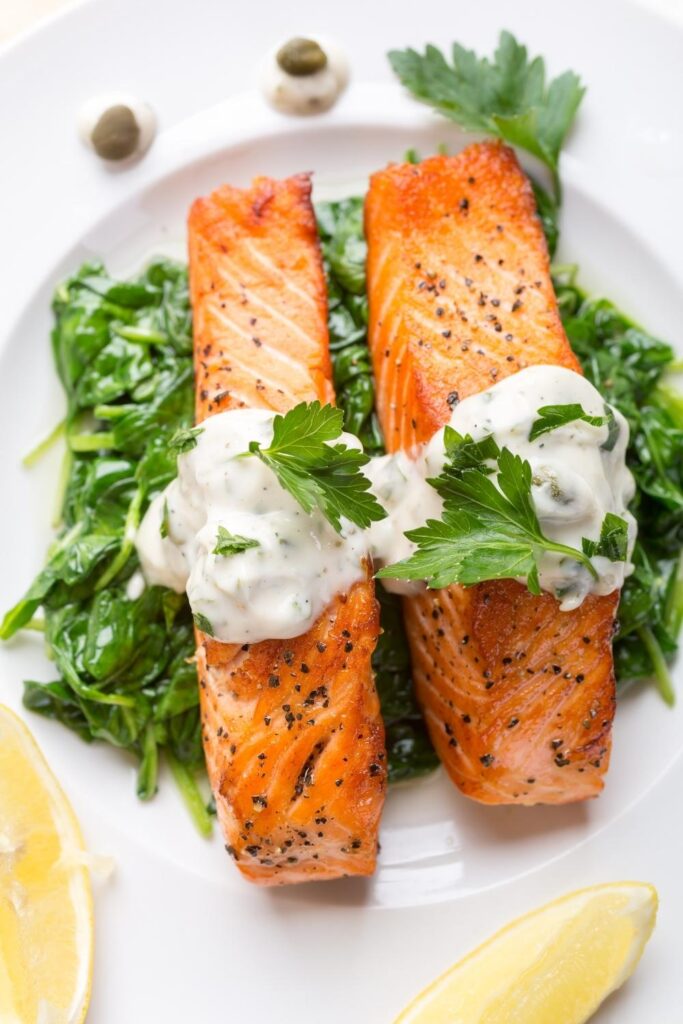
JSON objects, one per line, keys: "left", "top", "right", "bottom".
{"left": 189, "top": 173, "right": 385, "bottom": 882}
{"left": 365, "top": 142, "right": 616, "bottom": 805}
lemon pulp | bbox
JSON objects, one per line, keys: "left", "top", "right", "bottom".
{"left": 396, "top": 881, "right": 657, "bottom": 1024}
{"left": 0, "top": 704, "right": 93, "bottom": 1023}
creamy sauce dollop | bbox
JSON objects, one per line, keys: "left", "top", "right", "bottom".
{"left": 135, "top": 410, "right": 367, "bottom": 644}
{"left": 365, "top": 451, "right": 442, "bottom": 596}
{"left": 368, "top": 365, "right": 636, "bottom": 610}
{"left": 135, "top": 366, "right": 636, "bottom": 643}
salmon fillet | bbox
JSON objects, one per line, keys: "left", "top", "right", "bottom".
{"left": 189, "top": 173, "right": 385, "bottom": 882}
{"left": 365, "top": 142, "right": 616, "bottom": 805}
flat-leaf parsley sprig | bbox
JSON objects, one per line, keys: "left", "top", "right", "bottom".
{"left": 377, "top": 428, "right": 627, "bottom": 593}
{"left": 388, "top": 30, "right": 585, "bottom": 199}
{"left": 246, "top": 401, "right": 387, "bottom": 533}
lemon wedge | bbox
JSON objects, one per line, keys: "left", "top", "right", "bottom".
{"left": 0, "top": 704, "right": 93, "bottom": 1023}
{"left": 396, "top": 882, "right": 657, "bottom": 1023}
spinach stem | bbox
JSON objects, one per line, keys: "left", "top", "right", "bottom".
{"left": 137, "top": 723, "right": 159, "bottom": 801}
{"left": 116, "top": 325, "right": 168, "bottom": 345}
{"left": 56, "top": 652, "right": 137, "bottom": 707}
{"left": 655, "top": 384, "right": 683, "bottom": 426}
{"left": 637, "top": 625, "right": 675, "bottom": 706}
{"left": 22, "top": 418, "right": 66, "bottom": 468}
{"left": 47, "top": 520, "right": 84, "bottom": 559}
{"left": 665, "top": 552, "right": 683, "bottom": 639}
{"left": 69, "top": 431, "right": 116, "bottom": 452}
{"left": 95, "top": 485, "right": 145, "bottom": 591}
{"left": 167, "top": 753, "right": 213, "bottom": 838}
{"left": 22, "top": 618, "right": 45, "bottom": 633}
{"left": 52, "top": 446, "right": 73, "bottom": 528}
{"left": 640, "top": 418, "right": 669, "bottom": 481}
{"left": 93, "top": 404, "right": 130, "bottom": 420}
{"left": 98, "top": 299, "right": 136, "bottom": 321}
{"left": 549, "top": 263, "right": 578, "bottom": 287}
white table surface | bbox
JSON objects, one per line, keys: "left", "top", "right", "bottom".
{"left": 1, "top": 0, "right": 682, "bottom": 44}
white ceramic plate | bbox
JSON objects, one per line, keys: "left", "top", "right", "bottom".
{"left": 1, "top": 1, "right": 682, "bottom": 1020}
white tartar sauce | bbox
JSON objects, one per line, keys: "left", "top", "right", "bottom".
{"left": 135, "top": 410, "right": 367, "bottom": 644}
{"left": 367, "top": 364, "right": 636, "bottom": 610}
{"left": 365, "top": 451, "right": 442, "bottom": 596}
{"left": 135, "top": 366, "right": 636, "bottom": 643}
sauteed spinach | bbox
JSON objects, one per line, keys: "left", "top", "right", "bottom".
{"left": 552, "top": 267, "right": 683, "bottom": 702}
{"left": 1, "top": 262, "right": 212, "bottom": 834}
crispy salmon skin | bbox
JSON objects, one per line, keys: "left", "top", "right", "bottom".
{"left": 365, "top": 142, "right": 616, "bottom": 805}
{"left": 189, "top": 173, "right": 385, "bottom": 882}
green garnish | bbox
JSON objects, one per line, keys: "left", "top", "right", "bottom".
{"left": 159, "top": 498, "right": 170, "bottom": 539}
{"left": 529, "top": 403, "right": 607, "bottom": 441}
{"left": 388, "top": 30, "right": 585, "bottom": 199}
{"left": 212, "top": 526, "right": 259, "bottom": 557}
{"left": 192, "top": 612, "right": 215, "bottom": 636}
{"left": 378, "top": 431, "right": 607, "bottom": 592}
{"left": 169, "top": 425, "right": 204, "bottom": 454}
{"left": 247, "top": 400, "right": 387, "bottom": 533}
{"left": 581, "top": 512, "right": 630, "bottom": 562}
{"left": 442, "top": 427, "right": 500, "bottom": 472}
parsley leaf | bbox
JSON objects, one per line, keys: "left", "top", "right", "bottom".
{"left": 443, "top": 426, "right": 500, "bottom": 472}
{"left": 377, "top": 505, "right": 542, "bottom": 592}
{"left": 212, "top": 526, "right": 260, "bottom": 557}
{"left": 192, "top": 611, "right": 214, "bottom": 637}
{"left": 247, "top": 401, "right": 387, "bottom": 533}
{"left": 378, "top": 433, "right": 598, "bottom": 591}
{"left": 529, "top": 403, "right": 606, "bottom": 441}
{"left": 388, "top": 30, "right": 585, "bottom": 198}
{"left": 169, "top": 425, "right": 204, "bottom": 454}
{"left": 582, "top": 513, "right": 629, "bottom": 562}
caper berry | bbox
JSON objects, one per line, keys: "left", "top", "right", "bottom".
{"left": 91, "top": 105, "right": 140, "bottom": 161}
{"left": 276, "top": 37, "right": 328, "bottom": 77}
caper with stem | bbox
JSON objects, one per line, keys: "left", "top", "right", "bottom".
{"left": 276, "top": 37, "right": 328, "bottom": 77}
